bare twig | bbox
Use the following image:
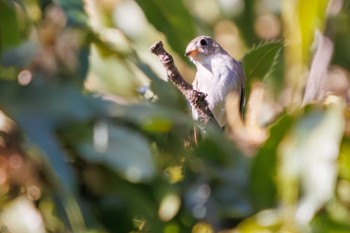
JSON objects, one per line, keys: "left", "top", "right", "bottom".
{"left": 149, "top": 41, "right": 219, "bottom": 128}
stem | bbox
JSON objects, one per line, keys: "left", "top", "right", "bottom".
{"left": 149, "top": 41, "right": 219, "bottom": 128}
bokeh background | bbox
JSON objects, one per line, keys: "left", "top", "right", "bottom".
{"left": 0, "top": 0, "right": 350, "bottom": 232}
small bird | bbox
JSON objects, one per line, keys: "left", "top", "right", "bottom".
{"left": 185, "top": 35, "right": 245, "bottom": 128}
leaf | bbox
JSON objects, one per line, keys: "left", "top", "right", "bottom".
{"left": 0, "top": 79, "right": 118, "bottom": 231}
{"left": 85, "top": 168, "right": 170, "bottom": 232}
{"left": 241, "top": 41, "right": 283, "bottom": 96}
{"left": 184, "top": 129, "right": 253, "bottom": 224}
{"left": 338, "top": 137, "right": 350, "bottom": 181}
{"left": 279, "top": 101, "right": 345, "bottom": 225}
{"left": 242, "top": 41, "right": 283, "bottom": 80}
{"left": 96, "top": 196, "right": 133, "bottom": 232}
{"left": 0, "top": 80, "right": 108, "bottom": 189}
{"left": 249, "top": 113, "right": 295, "bottom": 211}
{"left": 329, "top": 6, "right": 350, "bottom": 71}
{"left": 235, "top": 209, "right": 283, "bottom": 232}
{"left": 10, "top": 116, "right": 88, "bottom": 233}
{"left": 76, "top": 122, "right": 156, "bottom": 183}
{"left": 0, "top": 1, "right": 21, "bottom": 53}
{"left": 135, "top": 0, "right": 196, "bottom": 56}
{"left": 311, "top": 212, "right": 350, "bottom": 233}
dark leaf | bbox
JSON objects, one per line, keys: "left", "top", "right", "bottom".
{"left": 241, "top": 41, "right": 283, "bottom": 97}
{"left": 0, "top": 1, "right": 21, "bottom": 53}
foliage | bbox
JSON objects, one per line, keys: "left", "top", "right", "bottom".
{"left": 0, "top": 0, "right": 350, "bottom": 233}
{"left": 241, "top": 40, "right": 283, "bottom": 99}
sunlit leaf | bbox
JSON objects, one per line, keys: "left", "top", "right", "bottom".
{"left": 235, "top": 209, "right": 282, "bottom": 232}
{"left": 278, "top": 100, "right": 345, "bottom": 225}
{"left": 339, "top": 137, "right": 350, "bottom": 182}
{"left": 296, "top": 0, "right": 328, "bottom": 64}
{"left": 87, "top": 45, "right": 143, "bottom": 98}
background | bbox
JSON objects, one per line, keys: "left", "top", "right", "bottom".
{"left": 0, "top": 0, "right": 350, "bottom": 232}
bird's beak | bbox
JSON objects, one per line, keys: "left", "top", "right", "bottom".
{"left": 185, "top": 49, "right": 199, "bottom": 57}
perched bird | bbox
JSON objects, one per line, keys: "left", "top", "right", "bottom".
{"left": 185, "top": 35, "right": 245, "bottom": 128}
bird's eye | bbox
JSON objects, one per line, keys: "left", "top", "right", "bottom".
{"left": 200, "top": 39, "right": 208, "bottom": 46}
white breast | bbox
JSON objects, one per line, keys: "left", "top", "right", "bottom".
{"left": 192, "top": 54, "right": 242, "bottom": 127}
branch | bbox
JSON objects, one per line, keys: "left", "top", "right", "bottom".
{"left": 149, "top": 41, "right": 219, "bottom": 128}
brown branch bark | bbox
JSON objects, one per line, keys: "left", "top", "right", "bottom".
{"left": 149, "top": 41, "right": 219, "bottom": 128}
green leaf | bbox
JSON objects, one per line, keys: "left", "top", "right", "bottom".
{"left": 135, "top": 0, "right": 196, "bottom": 56}
{"left": 311, "top": 212, "right": 350, "bottom": 233}
{"left": 76, "top": 122, "right": 156, "bottom": 183}
{"left": 330, "top": 5, "right": 350, "bottom": 71}
{"left": 339, "top": 137, "right": 350, "bottom": 182}
{"left": 249, "top": 113, "right": 295, "bottom": 211}
{"left": 241, "top": 41, "right": 283, "bottom": 96}
{"left": 96, "top": 196, "right": 133, "bottom": 232}
{"left": 0, "top": 0, "right": 21, "bottom": 53}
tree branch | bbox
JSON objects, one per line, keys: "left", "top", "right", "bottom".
{"left": 149, "top": 41, "right": 219, "bottom": 128}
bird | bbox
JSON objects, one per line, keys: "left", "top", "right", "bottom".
{"left": 185, "top": 35, "right": 245, "bottom": 128}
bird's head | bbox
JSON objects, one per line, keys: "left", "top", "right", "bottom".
{"left": 185, "top": 36, "right": 222, "bottom": 64}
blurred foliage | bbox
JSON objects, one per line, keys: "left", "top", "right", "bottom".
{"left": 0, "top": 0, "right": 350, "bottom": 233}
{"left": 135, "top": 0, "right": 196, "bottom": 57}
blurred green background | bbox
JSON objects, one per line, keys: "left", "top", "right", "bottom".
{"left": 0, "top": 0, "right": 350, "bottom": 232}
